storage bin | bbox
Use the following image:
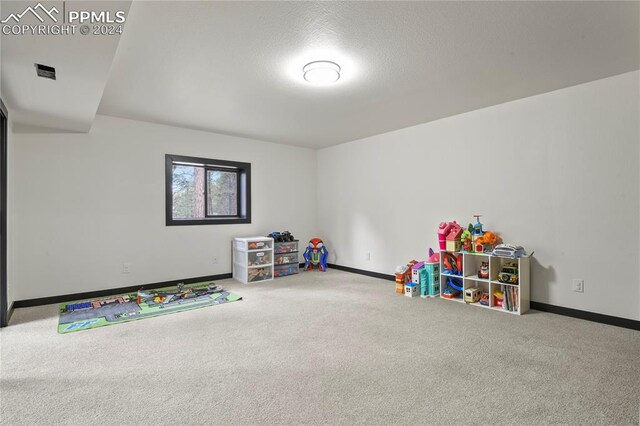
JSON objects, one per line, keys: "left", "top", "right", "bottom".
{"left": 248, "top": 265, "right": 273, "bottom": 282}
{"left": 234, "top": 238, "right": 273, "bottom": 251}
{"left": 274, "top": 241, "right": 298, "bottom": 254}
{"left": 274, "top": 263, "right": 299, "bottom": 277}
{"left": 274, "top": 252, "right": 298, "bottom": 266}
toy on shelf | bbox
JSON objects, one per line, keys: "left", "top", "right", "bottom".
{"left": 478, "top": 261, "right": 489, "bottom": 279}
{"left": 475, "top": 231, "right": 500, "bottom": 253}
{"left": 479, "top": 292, "right": 490, "bottom": 306}
{"left": 423, "top": 249, "right": 440, "bottom": 297}
{"left": 460, "top": 225, "right": 473, "bottom": 252}
{"left": 471, "top": 215, "right": 484, "bottom": 251}
{"left": 443, "top": 252, "right": 462, "bottom": 276}
{"left": 442, "top": 277, "right": 463, "bottom": 299}
{"left": 498, "top": 262, "right": 519, "bottom": 284}
{"left": 493, "top": 244, "right": 527, "bottom": 259}
{"left": 437, "top": 222, "right": 452, "bottom": 250}
{"left": 464, "top": 287, "right": 481, "bottom": 303}
{"left": 303, "top": 238, "right": 328, "bottom": 272}
{"left": 445, "top": 222, "right": 463, "bottom": 252}
{"left": 493, "top": 290, "right": 505, "bottom": 307}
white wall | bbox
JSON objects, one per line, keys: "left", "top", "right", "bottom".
{"left": 318, "top": 71, "right": 640, "bottom": 320}
{"left": 10, "top": 115, "right": 317, "bottom": 300}
{"left": 8, "top": 72, "right": 640, "bottom": 321}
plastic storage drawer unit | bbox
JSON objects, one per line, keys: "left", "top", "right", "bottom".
{"left": 233, "top": 237, "right": 274, "bottom": 284}
{"left": 273, "top": 240, "right": 299, "bottom": 278}
{"left": 274, "top": 263, "right": 299, "bottom": 277}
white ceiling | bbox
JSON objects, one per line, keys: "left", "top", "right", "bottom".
{"left": 1, "top": 1, "right": 132, "bottom": 132}
{"left": 3, "top": 1, "right": 639, "bottom": 148}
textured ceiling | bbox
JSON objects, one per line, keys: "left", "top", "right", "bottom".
{"left": 97, "top": 1, "right": 639, "bottom": 148}
{"left": 1, "top": 1, "right": 132, "bottom": 132}
{"left": 3, "top": 1, "right": 639, "bottom": 147}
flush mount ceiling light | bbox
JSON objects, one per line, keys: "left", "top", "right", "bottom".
{"left": 303, "top": 61, "right": 341, "bottom": 84}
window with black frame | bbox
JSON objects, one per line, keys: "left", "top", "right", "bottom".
{"left": 166, "top": 154, "right": 251, "bottom": 225}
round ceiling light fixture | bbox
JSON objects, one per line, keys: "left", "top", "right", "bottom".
{"left": 303, "top": 61, "right": 341, "bottom": 84}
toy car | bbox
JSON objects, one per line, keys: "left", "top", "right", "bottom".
{"left": 281, "top": 231, "right": 295, "bottom": 242}
{"left": 464, "top": 287, "right": 481, "bottom": 303}
{"left": 267, "top": 232, "right": 283, "bottom": 242}
{"left": 137, "top": 282, "right": 222, "bottom": 305}
{"left": 498, "top": 262, "right": 519, "bottom": 284}
{"left": 267, "top": 231, "right": 295, "bottom": 243}
{"left": 479, "top": 292, "right": 490, "bottom": 306}
{"left": 478, "top": 261, "right": 489, "bottom": 279}
{"left": 441, "top": 288, "right": 459, "bottom": 299}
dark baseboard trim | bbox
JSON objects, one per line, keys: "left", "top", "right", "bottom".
{"left": 328, "top": 263, "right": 395, "bottom": 281}
{"left": 6, "top": 302, "right": 14, "bottom": 324}
{"left": 11, "top": 266, "right": 640, "bottom": 331}
{"left": 12, "top": 273, "right": 233, "bottom": 309}
{"left": 330, "top": 263, "right": 639, "bottom": 331}
{"left": 530, "top": 302, "right": 639, "bottom": 331}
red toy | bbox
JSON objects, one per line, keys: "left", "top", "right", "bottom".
{"left": 478, "top": 261, "right": 489, "bottom": 279}
{"left": 445, "top": 222, "right": 463, "bottom": 252}
{"left": 438, "top": 222, "right": 452, "bottom": 250}
{"left": 303, "top": 238, "right": 329, "bottom": 271}
{"left": 443, "top": 252, "right": 462, "bottom": 275}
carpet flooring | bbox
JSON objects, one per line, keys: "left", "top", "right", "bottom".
{"left": 1, "top": 270, "right": 638, "bottom": 425}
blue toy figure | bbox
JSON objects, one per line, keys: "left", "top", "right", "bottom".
{"left": 304, "top": 238, "right": 328, "bottom": 272}
{"left": 472, "top": 215, "right": 484, "bottom": 238}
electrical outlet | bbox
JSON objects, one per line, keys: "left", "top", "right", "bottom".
{"left": 572, "top": 279, "right": 584, "bottom": 293}
{"left": 122, "top": 263, "right": 131, "bottom": 274}
{"left": 365, "top": 251, "right": 371, "bottom": 261}
{"left": 212, "top": 256, "right": 218, "bottom": 264}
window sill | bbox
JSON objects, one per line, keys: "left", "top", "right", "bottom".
{"left": 166, "top": 217, "right": 251, "bottom": 226}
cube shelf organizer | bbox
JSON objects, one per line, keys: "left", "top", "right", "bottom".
{"left": 233, "top": 237, "right": 274, "bottom": 284}
{"left": 439, "top": 250, "right": 530, "bottom": 315}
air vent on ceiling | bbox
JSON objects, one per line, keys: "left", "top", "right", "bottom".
{"left": 35, "top": 63, "right": 56, "bottom": 80}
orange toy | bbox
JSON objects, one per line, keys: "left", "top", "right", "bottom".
{"left": 475, "top": 232, "right": 500, "bottom": 252}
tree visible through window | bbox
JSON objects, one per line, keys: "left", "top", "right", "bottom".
{"left": 207, "top": 169, "right": 238, "bottom": 216}
{"left": 166, "top": 155, "right": 250, "bottom": 225}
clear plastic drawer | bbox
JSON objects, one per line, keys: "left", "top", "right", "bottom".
{"left": 274, "top": 263, "right": 299, "bottom": 277}
{"left": 274, "top": 252, "right": 298, "bottom": 266}
{"left": 274, "top": 241, "right": 298, "bottom": 254}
